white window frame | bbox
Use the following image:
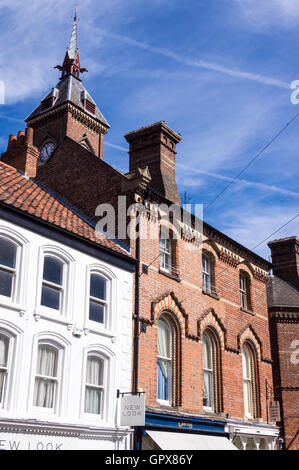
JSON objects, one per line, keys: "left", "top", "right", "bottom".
{"left": 202, "top": 253, "right": 211, "bottom": 293}
{"left": 202, "top": 332, "right": 215, "bottom": 412}
{"left": 40, "top": 256, "right": 65, "bottom": 313}
{"left": 157, "top": 318, "right": 173, "bottom": 406}
{"left": 0, "top": 235, "right": 20, "bottom": 304}
{"left": 85, "top": 265, "right": 116, "bottom": 333}
{"left": 37, "top": 246, "right": 74, "bottom": 320}
{"left": 159, "top": 234, "right": 172, "bottom": 274}
{"left": 81, "top": 346, "right": 115, "bottom": 424}
{"left": 0, "top": 331, "right": 14, "bottom": 410}
{"left": 242, "top": 344, "right": 255, "bottom": 418}
{"left": 31, "top": 339, "right": 65, "bottom": 416}
{"left": 84, "top": 354, "right": 105, "bottom": 418}
{"left": 240, "top": 273, "right": 248, "bottom": 310}
{"left": 88, "top": 273, "right": 108, "bottom": 326}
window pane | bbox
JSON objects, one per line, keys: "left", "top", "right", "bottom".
{"left": 36, "top": 345, "right": 58, "bottom": 377}
{"left": 0, "top": 335, "right": 9, "bottom": 368}
{"left": 89, "top": 301, "right": 104, "bottom": 324}
{"left": 34, "top": 378, "right": 56, "bottom": 408}
{"left": 157, "top": 359, "right": 171, "bottom": 401}
{"left": 85, "top": 387, "right": 102, "bottom": 414}
{"left": 203, "top": 370, "right": 214, "bottom": 408}
{"left": 203, "top": 335, "right": 213, "bottom": 370}
{"left": 0, "top": 239, "right": 16, "bottom": 269}
{"left": 41, "top": 285, "right": 60, "bottom": 310}
{"left": 43, "top": 257, "right": 63, "bottom": 286}
{"left": 86, "top": 357, "right": 104, "bottom": 386}
{"left": 90, "top": 274, "right": 106, "bottom": 300}
{"left": 202, "top": 254, "right": 210, "bottom": 274}
{"left": 157, "top": 319, "right": 171, "bottom": 358}
{"left": 0, "top": 270, "right": 13, "bottom": 297}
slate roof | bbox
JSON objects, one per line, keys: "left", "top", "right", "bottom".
{"left": 267, "top": 275, "right": 299, "bottom": 309}
{"left": 0, "top": 162, "right": 129, "bottom": 257}
{"left": 25, "top": 75, "right": 109, "bottom": 128}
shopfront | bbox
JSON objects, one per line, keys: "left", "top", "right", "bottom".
{"left": 140, "top": 411, "right": 237, "bottom": 450}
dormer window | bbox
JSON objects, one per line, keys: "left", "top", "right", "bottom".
{"left": 41, "top": 97, "right": 55, "bottom": 111}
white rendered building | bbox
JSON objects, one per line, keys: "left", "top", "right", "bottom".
{"left": 0, "top": 161, "right": 135, "bottom": 450}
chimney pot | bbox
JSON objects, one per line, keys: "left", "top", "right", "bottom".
{"left": 7, "top": 135, "right": 17, "bottom": 151}
{"left": 17, "top": 131, "right": 25, "bottom": 145}
{"left": 25, "top": 127, "right": 34, "bottom": 145}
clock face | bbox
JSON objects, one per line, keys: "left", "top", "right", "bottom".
{"left": 40, "top": 142, "right": 55, "bottom": 163}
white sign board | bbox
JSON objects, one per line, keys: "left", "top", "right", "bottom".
{"left": 120, "top": 394, "right": 145, "bottom": 427}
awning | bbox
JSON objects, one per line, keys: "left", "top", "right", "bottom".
{"left": 146, "top": 430, "right": 238, "bottom": 450}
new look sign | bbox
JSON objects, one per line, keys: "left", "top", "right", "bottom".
{"left": 120, "top": 394, "right": 145, "bottom": 427}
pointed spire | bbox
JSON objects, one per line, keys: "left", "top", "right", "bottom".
{"left": 54, "top": 5, "right": 88, "bottom": 81}
{"left": 68, "top": 5, "right": 78, "bottom": 59}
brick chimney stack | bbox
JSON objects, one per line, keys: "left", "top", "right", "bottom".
{"left": 1, "top": 127, "right": 40, "bottom": 177}
{"left": 268, "top": 237, "right": 299, "bottom": 289}
{"left": 124, "top": 121, "right": 182, "bottom": 205}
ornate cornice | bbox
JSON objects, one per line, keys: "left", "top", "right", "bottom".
{"left": 27, "top": 103, "right": 108, "bottom": 135}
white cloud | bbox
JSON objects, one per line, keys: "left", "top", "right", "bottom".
{"left": 234, "top": 0, "right": 299, "bottom": 28}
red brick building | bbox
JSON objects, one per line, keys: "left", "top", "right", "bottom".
{"left": 1, "top": 15, "right": 280, "bottom": 450}
{"left": 268, "top": 237, "right": 299, "bottom": 450}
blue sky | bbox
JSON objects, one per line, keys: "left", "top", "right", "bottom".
{"left": 0, "top": 0, "right": 299, "bottom": 260}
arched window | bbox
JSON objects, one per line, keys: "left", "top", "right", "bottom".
{"left": 202, "top": 329, "right": 222, "bottom": 412}
{"left": 240, "top": 271, "right": 252, "bottom": 311}
{"left": 202, "top": 332, "right": 214, "bottom": 410}
{"left": 41, "top": 256, "right": 65, "bottom": 312}
{"left": 0, "top": 238, "right": 17, "bottom": 299}
{"left": 33, "top": 343, "right": 60, "bottom": 410}
{"left": 242, "top": 343, "right": 257, "bottom": 418}
{"left": 157, "top": 317, "right": 173, "bottom": 403}
{"left": 89, "top": 274, "right": 107, "bottom": 325}
{"left": 84, "top": 355, "right": 105, "bottom": 416}
{"left": 0, "top": 333, "right": 10, "bottom": 406}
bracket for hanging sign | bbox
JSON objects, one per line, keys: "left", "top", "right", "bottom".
{"left": 117, "top": 389, "right": 146, "bottom": 399}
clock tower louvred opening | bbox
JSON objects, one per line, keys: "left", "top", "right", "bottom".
{"left": 24, "top": 6, "right": 110, "bottom": 160}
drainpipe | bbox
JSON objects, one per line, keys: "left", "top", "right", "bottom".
{"left": 133, "top": 231, "right": 141, "bottom": 450}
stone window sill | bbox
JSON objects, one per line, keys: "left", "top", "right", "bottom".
{"left": 202, "top": 290, "right": 220, "bottom": 301}
{"left": 241, "top": 307, "right": 256, "bottom": 316}
{"left": 159, "top": 269, "right": 181, "bottom": 282}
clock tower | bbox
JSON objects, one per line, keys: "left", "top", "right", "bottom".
{"left": 25, "top": 7, "right": 109, "bottom": 162}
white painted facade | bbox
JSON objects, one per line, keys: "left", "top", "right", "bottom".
{"left": 0, "top": 217, "right": 134, "bottom": 450}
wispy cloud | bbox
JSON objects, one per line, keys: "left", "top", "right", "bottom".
{"left": 96, "top": 28, "right": 290, "bottom": 89}
{"left": 177, "top": 164, "right": 299, "bottom": 199}
{"left": 233, "top": 0, "right": 299, "bottom": 28}
{"left": 105, "top": 141, "right": 128, "bottom": 152}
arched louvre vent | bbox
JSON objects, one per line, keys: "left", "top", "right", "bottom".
{"left": 84, "top": 99, "right": 96, "bottom": 115}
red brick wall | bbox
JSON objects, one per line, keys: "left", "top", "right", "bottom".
{"left": 270, "top": 316, "right": 299, "bottom": 450}
{"left": 136, "top": 213, "right": 273, "bottom": 423}
{"left": 27, "top": 107, "right": 106, "bottom": 159}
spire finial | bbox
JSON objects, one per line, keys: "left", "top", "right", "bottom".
{"left": 68, "top": 4, "right": 78, "bottom": 59}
